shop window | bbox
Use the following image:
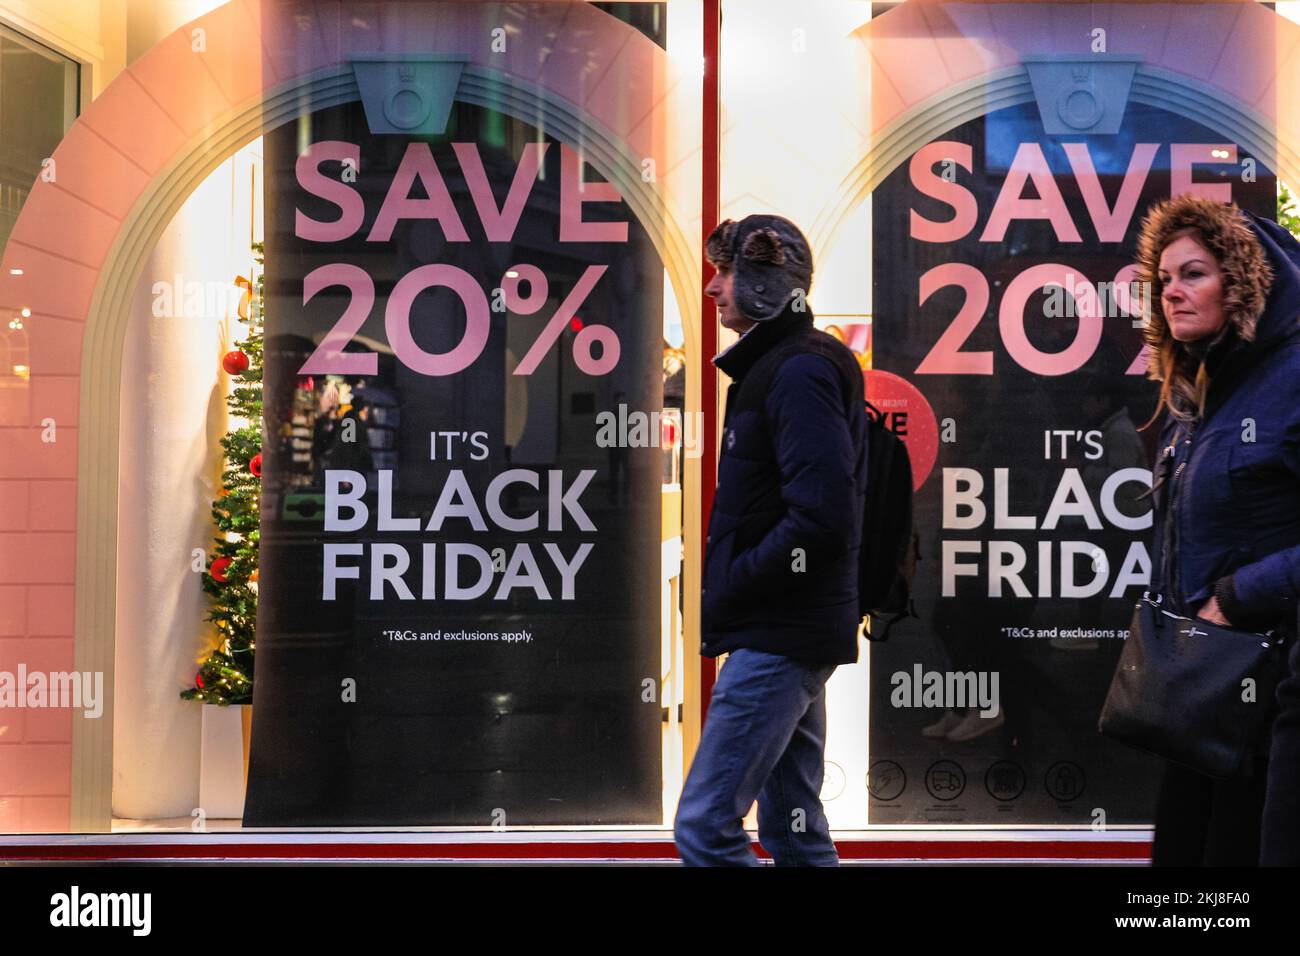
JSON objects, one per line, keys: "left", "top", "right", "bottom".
{"left": 0, "top": 22, "right": 78, "bottom": 255}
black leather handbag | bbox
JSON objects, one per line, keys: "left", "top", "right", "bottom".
{"left": 1099, "top": 591, "right": 1286, "bottom": 779}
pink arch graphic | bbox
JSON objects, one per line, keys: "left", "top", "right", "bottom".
{"left": 860, "top": 1, "right": 1297, "bottom": 135}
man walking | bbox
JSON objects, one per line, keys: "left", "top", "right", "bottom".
{"left": 673, "top": 214, "right": 870, "bottom": 866}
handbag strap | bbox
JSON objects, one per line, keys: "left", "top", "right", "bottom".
{"left": 1140, "top": 590, "right": 1167, "bottom": 630}
{"left": 1148, "top": 437, "right": 1179, "bottom": 603}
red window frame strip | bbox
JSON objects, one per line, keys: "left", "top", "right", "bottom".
{"left": 0, "top": 838, "right": 1152, "bottom": 864}
{"left": 700, "top": 0, "right": 721, "bottom": 719}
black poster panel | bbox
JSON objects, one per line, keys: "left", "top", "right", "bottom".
{"left": 869, "top": 100, "right": 1276, "bottom": 824}
{"left": 244, "top": 100, "right": 663, "bottom": 825}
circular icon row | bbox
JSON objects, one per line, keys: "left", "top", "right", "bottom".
{"left": 863, "top": 760, "right": 1086, "bottom": 803}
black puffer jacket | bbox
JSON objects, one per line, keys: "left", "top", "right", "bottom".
{"left": 700, "top": 304, "right": 870, "bottom": 665}
{"left": 1142, "top": 209, "right": 1300, "bottom": 624}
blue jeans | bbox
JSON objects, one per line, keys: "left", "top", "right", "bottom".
{"left": 673, "top": 648, "right": 838, "bottom": 866}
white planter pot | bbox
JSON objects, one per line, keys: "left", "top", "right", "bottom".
{"left": 199, "top": 704, "right": 250, "bottom": 821}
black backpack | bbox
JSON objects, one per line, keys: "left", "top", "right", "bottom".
{"left": 859, "top": 399, "right": 920, "bottom": 641}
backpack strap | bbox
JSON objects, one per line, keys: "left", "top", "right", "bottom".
{"left": 866, "top": 599, "right": 919, "bottom": 642}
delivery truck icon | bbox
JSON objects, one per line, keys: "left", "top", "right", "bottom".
{"left": 925, "top": 761, "right": 966, "bottom": 801}
{"left": 932, "top": 770, "right": 961, "bottom": 792}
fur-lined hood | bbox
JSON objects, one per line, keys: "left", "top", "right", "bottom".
{"left": 1134, "top": 197, "right": 1300, "bottom": 423}
{"left": 1135, "top": 196, "right": 1274, "bottom": 370}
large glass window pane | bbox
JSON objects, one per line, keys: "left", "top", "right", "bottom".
{"left": 0, "top": 0, "right": 700, "bottom": 837}
{"left": 720, "top": 0, "right": 1300, "bottom": 835}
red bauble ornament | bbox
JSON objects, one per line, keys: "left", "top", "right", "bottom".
{"left": 222, "top": 350, "right": 250, "bottom": 375}
{"left": 661, "top": 418, "right": 678, "bottom": 451}
{"left": 211, "top": 557, "right": 232, "bottom": 583}
{"left": 249, "top": 453, "right": 263, "bottom": 478}
{"left": 196, "top": 671, "right": 206, "bottom": 689}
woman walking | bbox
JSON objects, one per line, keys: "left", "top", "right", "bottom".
{"left": 1132, "top": 194, "right": 1300, "bottom": 866}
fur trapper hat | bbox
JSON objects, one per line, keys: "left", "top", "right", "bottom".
{"left": 705, "top": 214, "right": 814, "bottom": 322}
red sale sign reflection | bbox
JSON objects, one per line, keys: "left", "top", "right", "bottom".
{"left": 864, "top": 368, "right": 938, "bottom": 492}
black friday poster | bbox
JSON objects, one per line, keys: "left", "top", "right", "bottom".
{"left": 867, "top": 99, "right": 1276, "bottom": 824}
{"left": 243, "top": 99, "right": 664, "bottom": 826}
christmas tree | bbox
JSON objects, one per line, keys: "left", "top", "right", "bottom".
{"left": 1280, "top": 181, "right": 1300, "bottom": 238}
{"left": 182, "top": 248, "right": 263, "bottom": 705}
